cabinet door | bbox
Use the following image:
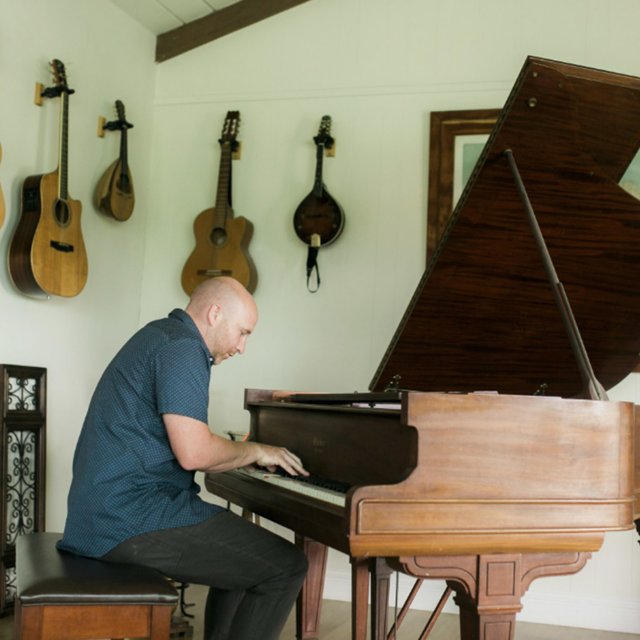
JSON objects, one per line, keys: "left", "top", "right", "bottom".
{"left": 0, "top": 365, "right": 46, "bottom": 615}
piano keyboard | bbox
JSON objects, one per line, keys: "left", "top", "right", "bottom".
{"left": 234, "top": 467, "right": 347, "bottom": 507}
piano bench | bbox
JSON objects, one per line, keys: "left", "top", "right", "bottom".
{"left": 15, "top": 532, "right": 179, "bottom": 640}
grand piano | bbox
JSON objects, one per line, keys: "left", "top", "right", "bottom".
{"left": 205, "top": 56, "right": 640, "bottom": 640}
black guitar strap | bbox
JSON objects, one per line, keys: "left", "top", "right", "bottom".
{"left": 306, "top": 244, "right": 320, "bottom": 293}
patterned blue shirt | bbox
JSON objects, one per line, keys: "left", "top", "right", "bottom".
{"left": 58, "top": 309, "right": 223, "bottom": 557}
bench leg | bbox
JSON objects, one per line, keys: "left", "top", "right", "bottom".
{"left": 149, "top": 604, "right": 173, "bottom": 640}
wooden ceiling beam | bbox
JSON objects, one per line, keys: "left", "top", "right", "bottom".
{"left": 156, "top": 0, "right": 313, "bottom": 62}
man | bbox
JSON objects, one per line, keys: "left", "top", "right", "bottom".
{"left": 59, "top": 277, "right": 309, "bottom": 640}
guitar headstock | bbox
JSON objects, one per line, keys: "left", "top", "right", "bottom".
{"left": 314, "top": 115, "right": 334, "bottom": 149}
{"left": 50, "top": 59, "right": 72, "bottom": 94}
{"left": 220, "top": 111, "right": 241, "bottom": 149}
{"left": 113, "top": 99, "right": 133, "bottom": 130}
{"left": 115, "top": 99, "right": 126, "bottom": 121}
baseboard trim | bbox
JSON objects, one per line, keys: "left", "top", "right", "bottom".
{"left": 323, "top": 570, "right": 640, "bottom": 635}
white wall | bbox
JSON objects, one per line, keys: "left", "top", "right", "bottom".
{"left": 0, "top": 0, "right": 157, "bottom": 530}
{"left": 3, "top": 0, "right": 640, "bottom": 634}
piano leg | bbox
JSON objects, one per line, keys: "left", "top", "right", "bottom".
{"left": 351, "top": 557, "right": 370, "bottom": 640}
{"left": 295, "top": 546, "right": 392, "bottom": 640}
{"left": 370, "top": 558, "right": 393, "bottom": 640}
{"left": 391, "top": 552, "right": 591, "bottom": 640}
{"left": 295, "top": 535, "right": 328, "bottom": 639}
{"left": 349, "top": 557, "right": 395, "bottom": 640}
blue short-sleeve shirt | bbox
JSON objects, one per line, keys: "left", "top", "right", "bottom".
{"left": 58, "top": 309, "right": 223, "bottom": 557}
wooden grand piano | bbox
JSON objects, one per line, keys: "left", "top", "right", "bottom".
{"left": 206, "top": 56, "right": 640, "bottom": 640}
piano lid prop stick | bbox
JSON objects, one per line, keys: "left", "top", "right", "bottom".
{"left": 504, "top": 148, "right": 607, "bottom": 401}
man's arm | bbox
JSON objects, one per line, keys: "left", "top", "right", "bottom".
{"left": 163, "top": 413, "right": 308, "bottom": 476}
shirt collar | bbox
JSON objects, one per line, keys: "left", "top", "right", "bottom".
{"left": 168, "top": 308, "right": 214, "bottom": 366}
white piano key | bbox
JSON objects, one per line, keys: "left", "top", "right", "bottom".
{"left": 234, "top": 467, "right": 346, "bottom": 507}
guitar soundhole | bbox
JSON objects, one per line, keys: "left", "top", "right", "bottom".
{"left": 210, "top": 227, "right": 227, "bottom": 247}
{"left": 54, "top": 199, "right": 70, "bottom": 227}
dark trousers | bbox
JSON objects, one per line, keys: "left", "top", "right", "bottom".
{"left": 102, "top": 510, "right": 308, "bottom": 640}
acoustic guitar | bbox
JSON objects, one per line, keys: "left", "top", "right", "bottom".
{"left": 181, "top": 110, "right": 257, "bottom": 295}
{"left": 9, "top": 59, "right": 88, "bottom": 298}
{"left": 293, "top": 115, "right": 344, "bottom": 248}
{"left": 95, "top": 99, "right": 135, "bottom": 221}
{"left": 0, "top": 144, "right": 5, "bottom": 229}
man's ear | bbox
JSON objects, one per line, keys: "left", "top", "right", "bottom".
{"left": 207, "top": 303, "right": 222, "bottom": 326}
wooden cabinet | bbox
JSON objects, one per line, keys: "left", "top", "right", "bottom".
{"left": 0, "top": 365, "right": 46, "bottom": 615}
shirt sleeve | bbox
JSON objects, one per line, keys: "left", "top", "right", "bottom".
{"left": 155, "top": 338, "right": 210, "bottom": 423}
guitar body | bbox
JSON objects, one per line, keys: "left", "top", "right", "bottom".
{"left": 9, "top": 171, "right": 88, "bottom": 297}
{"left": 182, "top": 206, "right": 257, "bottom": 295}
{"left": 293, "top": 187, "right": 344, "bottom": 246}
{"left": 95, "top": 157, "right": 135, "bottom": 221}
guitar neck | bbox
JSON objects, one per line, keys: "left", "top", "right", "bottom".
{"left": 214, "top": 142, "right": 233, "bottom": 223}
{"left": 312, "top": 143, "right": 325, "bottom": 197}
{"left": 119, "top": 128, "right": 130, "bottom": 184}
{"left": 58, "top": 91, "right": 69, "bottom": 200}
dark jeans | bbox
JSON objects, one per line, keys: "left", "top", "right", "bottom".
{"left": 102, "top": 510, "right": 308, "bottom": 640}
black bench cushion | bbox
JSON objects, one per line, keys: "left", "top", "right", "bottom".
{"left": 17, "top": 532, "right": 179, "bottom": 606}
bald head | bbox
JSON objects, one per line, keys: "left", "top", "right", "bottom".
{"left": 187, "top": 277, "right": 254, "bottom": 318}
{"left": 186, "top": 277, "right": 258, "bottom": 364}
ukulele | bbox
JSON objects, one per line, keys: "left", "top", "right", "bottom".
{"left": 95, "top": 100, "right": 135, "bottom": 221}
{"left": 293, "top": 115, "right": 344, "bottom": 248}
{"left": 0, "top": 144, "right": 4, "bottom": 229}
{"left": 181, "top": 110, "right": 257, "bottom": 295}
{"left": 9, "top": 59, "right": 88, "bottom": 298}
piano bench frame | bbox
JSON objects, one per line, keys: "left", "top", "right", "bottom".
{"left": 15, "top": 532, "right": 179, "bottom": 640}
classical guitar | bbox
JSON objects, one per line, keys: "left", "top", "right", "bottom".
{"left": 181, "top": 110, "right": 257, "bottom": 295}
{"left": 0, "top": 144, "right": 5, "bottom": 229}
{"left": 293, "top": 115, "right": 345, "bottom": 290}
{"left": 95, "top": 99, "right": 135, "bottom": 221}
{"left": 9, "top": 59, "right": 88, "bottom": 298}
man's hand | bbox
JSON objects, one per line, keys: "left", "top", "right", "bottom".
{"left": 164, "top": 413, "right": 309, "bottom": 475}
{"left": 253, "top": 444, "right": 309, "bottom": 477}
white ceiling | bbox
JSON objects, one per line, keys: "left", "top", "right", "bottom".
{"left": 109, "top": 0, "right": 242, "bottom": 35}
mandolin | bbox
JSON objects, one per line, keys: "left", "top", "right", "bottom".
{"left": 95, "top": 99, "right": 135, "bottom": 221}
{"left": 293, "top": 115, "right": 345, "bottom": 291}
{"left": 293, "top": 115, "right": 344, "bottom": 248}
{"left": 181, "top": 110, "right": 257, "bottom": 295}
{"left": 0, "top": 144, "right": 4, "bottom": 229}
{"left": 9, "top": 59, "right": 88, "bottom": 298}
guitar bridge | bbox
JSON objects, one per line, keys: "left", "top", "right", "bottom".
{"left": 50, "top": 240, "right": 74, "bottom": 253}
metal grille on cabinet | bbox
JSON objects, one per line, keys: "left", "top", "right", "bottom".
{"left": 0, "top": 365, "right": 46, "bottom": 615}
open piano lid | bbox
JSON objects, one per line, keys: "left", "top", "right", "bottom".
{"left": 370, "top": 56, "right": 640, "bottom": 399}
